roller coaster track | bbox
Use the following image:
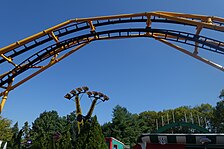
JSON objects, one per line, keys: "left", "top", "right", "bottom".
{"left": 0, "top": 11, "right": 224, "bottom": 113}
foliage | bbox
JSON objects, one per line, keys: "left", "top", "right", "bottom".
{"left": 102, "top": 103, "right": 216, "bottom": 147}
{"left": 3, "top": 89, "right": 224, "bottom": 148}
{"left": 8, "top": 121, "right": 31, "bottom": 149}
{"left": 138, "top": 111, "right": 158, "bottom": 133}
{"left": 21, "top": 121, "right": 31, "bottom": 148}
{"left": 212, "top": 101, "right": 224, "bottom": 132}
{"left": 65, "top": 111, "right": 78, "bottom": 148}
{"left": 7, "top": 122, "right": 19, "bottom": 149}
{"left": 0, "top": 116, "right": 12, "bottom": 142}
{"left": 74, "top": 116, "right": 107, "bottom": 149}
{"left": 102, "top": 105, "right": 141, "bottom": 147}
{"left": 30, "top": 110, "right": 72, "bottom": 149}
{"left": 219, "top": 89, "right": 224, "bottom": 100}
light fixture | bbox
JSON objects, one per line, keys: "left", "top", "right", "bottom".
{"left": 64, "top": 93, "right": 72, "bottom": 100}
{"left": 103, "top": 95, "right": 109, "bottom": 101}
{"left": 82, "top": 86, "right": 89, "bottom": 91}
{"left": 92, "top": 91, "right": 98, "bottom": 96}
{"left": 98, "top": 92, "right": 104, "bottom": 97}
{"left": 70, "top": 90, "right": 77, "bottom": 96}
{"left": 76, "top": 87, "right": 82, "bottom": 92}
{"left": 86, "top": 91, "right": 92, "bottom": 97}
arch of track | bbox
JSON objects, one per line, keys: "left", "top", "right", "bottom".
{"left": 0, "top": 11, "right": 224, "bottom": 113}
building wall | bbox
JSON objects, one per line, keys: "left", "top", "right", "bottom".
{"left": 133, "top": 134, "right": 224, "bottom": 149}
{"left": 146, "top": 144, "right": 185, "bottom": 149}
{"left": 106, "top": 137, "right": 124, "bottom": 149}
{"left": 112, "top": 139, "right": 124, "bottom": 149}
{"left": 132, "top": 143, "right": 185, "bottom": 149}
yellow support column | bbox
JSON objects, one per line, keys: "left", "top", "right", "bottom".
{"left": 75, "top": 95, "right": 84, "bottom": 134}
{"left": 0, "top": 92, "right": 8, "bottom": 113}
{"left": 0, "top": 81, "right": 13, "bottom": 113}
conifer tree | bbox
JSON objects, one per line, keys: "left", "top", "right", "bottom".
{"left": 8, "top": 122, "right": 19, "bottom": 149}
{"left": 74, "top": 116, "right": 107, "bottom": 149}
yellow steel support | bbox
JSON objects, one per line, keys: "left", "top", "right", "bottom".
{"left": 145, "top": 15, "right": 152, "bottom": 36}
{"left": 75, "top": 12, "right": 148, "bottom": 22}
{"left": 155, "top": 38, "right": 224, "bottom": 72}
{"left": 0, "top": 42, "right": 90, "bottom": 98}
{"left": 0, "top": 11, "right": 223, "bottom": 56}
{"left": 0, "top": 11, "right": 222, "bottom": 57}
{"left": 194, "top": 26, "right": 202, "bottom": 55}
{"left": 88, "top": 21, "right": 95, "bottom": 32}
{"left": 0, "top": 54, "right": 17, "bottom": 67}
{"left": 86, "top": 99, "right": 97, "bottom": 119}
{"left": 0, "top": 20, "right": 75, "bottom": 55}
{"left": 88, "top": 21, "right": 98, "bottom": 40}
{"left": 152, "top": 12, "right": 224, "bottom": 32}
{"left": 0, "top": 11, "right": 223, "bottom": 113}
{"left": 146, "top": 15, "right": 152, "bottom": 28}
{"left": 75, "top": 11, "right": 224, "bottom": 32}
{"left": 74, "top": 96, "right": 83, "bottom": 134}
{"left": 49, "top": 31, "right": 59, "bottom": 43}
{"left": 0, "top": 80, "right": 13, "bottom": 113}
{"left": 0, "top": 93, "right": 8, "bottom": 113}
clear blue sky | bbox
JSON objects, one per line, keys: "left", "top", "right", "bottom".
{"left": 1, "top": 1, "right": 223, "bottom": 127}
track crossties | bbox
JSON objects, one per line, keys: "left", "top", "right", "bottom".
{"left": 0, "top": 11, "right": 223, "bottom": 112}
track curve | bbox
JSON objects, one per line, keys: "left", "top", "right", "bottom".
{"left": 0, "top": 28, "right": 223, "bottom": 87}
{"left": 0, "top": 11, "right": 223, "bottom": 113}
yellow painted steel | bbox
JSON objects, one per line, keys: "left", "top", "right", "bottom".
{"left": 0, "top": 80, "right": 13, "bottom": 113}
{"left": 74, "top": 94, "right": 105, "bottom": 134}
{"left": 0, "top": 42, "right": 90, "bottom": 113}
{"left": 1, "top": 11, "right": 223, "bottom": 55}
{"left": 0, "top": 54, "right": 17, "bottom": 67}
{"left": 155, "top": 38, "right": 224, "bottom": 72}
{"left": 74, "top": 96, "right": 84, "bottom": 134}
{"left": 0, "top": 11, "right": 223, "bottom": 113}
{"left": 86, "top": 99, "right": 97, "bottom": 119}
{"left": 50, "top": 31, "right": 59, "bottom": 43}
{"left": 194, "top": 26, "right": 203, "bottom": 54}
{"left": 0, "top": 20, "right": 75, "bottom": 55}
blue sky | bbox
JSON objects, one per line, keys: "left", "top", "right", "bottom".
{"left": 1, "top": 1, "right": 224, "bottom": 127}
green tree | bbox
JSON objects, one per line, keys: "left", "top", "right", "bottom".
{"left": 0, "top": 116, "right": 12, "bottom": 141}
{"left": 7, "top": 122, "right": 19, "bottom": 149}
{"left": 65, "top": 111, "right": 78, "bottom": 148}
{"left": 111, "top": 105, "right": 132, "bottom": 143}
{"left": 103, "top": 103, "right": 214, "bottom": 142}
{"left": 30, "top": 110, "right": 72, "bottom": 149}
{"left": 138, "top": 111, "right": 158, "bottom": 133}
{"left": 11, "top": 122, "right": 19, "bottom": 136}
{"left": 219, "top": 89, "right": 224, "bottom": 100}
{"left": 212, "top": 101, "right": 224, "bottom": 132}
{"left": 193, "top": 104, "right": 213, "bottom": 130}
{"left": 20, "top": 121, "right": 32, "bottom": 149}
{"left": 74, "top": 116, "right": 107, "bottom": 149}
{"left": 103, "top": 105, "right": 140, "bottom": 147}
{"left": 56, "top": 116, "right": 72, "bottom": 149}
{"left": 154, "top": 105, "right": 213, "bottom": 133}
{"left": 22, "top": 122, "right": 30, "bottom": 139}
{"left": 101, "top": 122, "right": 112, "bottom": 137}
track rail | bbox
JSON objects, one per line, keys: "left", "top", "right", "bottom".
{"left": 0, "top": 11, "right": 223, "bottom": 113}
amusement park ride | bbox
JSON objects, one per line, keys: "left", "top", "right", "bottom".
{"left": 64, "top": 86, "right": 109, "bottom": 134}
{"left": 0, "top": 11, "right": 223, "bottom": 113}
